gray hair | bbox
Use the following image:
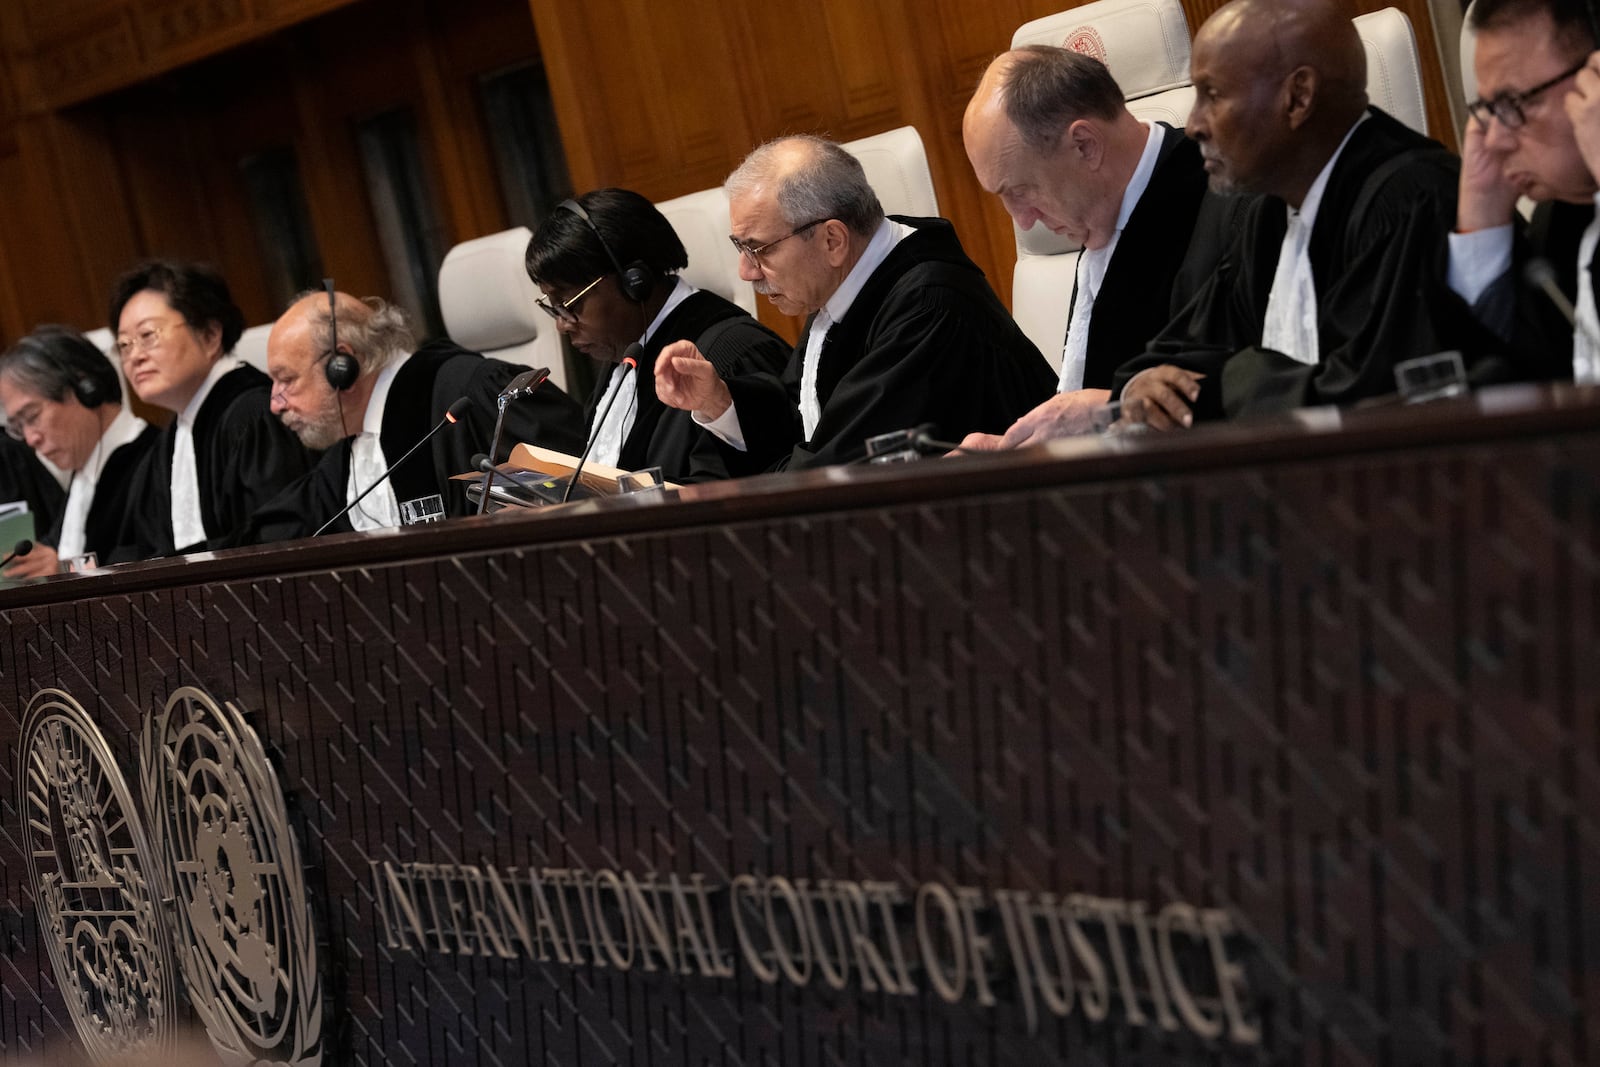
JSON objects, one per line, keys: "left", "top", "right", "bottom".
{"left": 292, "top": 291, "right": 415, "bottom": 378}
{"left": 998, "top": 46, "right": 1129, "bottom": 152}
{"left": 725, "top": 135, "right": 885, "bottom": 238}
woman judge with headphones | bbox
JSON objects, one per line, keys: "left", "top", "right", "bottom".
{"left": 0, "top": 327, "right": 158, "bottom": 577}
{"left": 525, "top": 188, "right": 790, "bottom": 483}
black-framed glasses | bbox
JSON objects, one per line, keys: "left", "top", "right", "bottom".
{"left": 728, "top": 218, "right": 829, "bottom": 266}
{"left": 1467, "top": 60, "right": 1586, "bottom": 130}
{"left": 536, "top": 275, "right": 606, "bottom": 323}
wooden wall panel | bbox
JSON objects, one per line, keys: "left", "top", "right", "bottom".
{"left": 0, "top": 0, "right": 1467, "bottom": 354}
{"left": 531, "top": 0, "right": 1464, "bottom": 338}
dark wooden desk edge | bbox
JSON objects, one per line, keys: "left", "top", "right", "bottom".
{"left": 5, "top": 383, "right": 1597, "bottom": 608}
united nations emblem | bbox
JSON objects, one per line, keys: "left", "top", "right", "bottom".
{"left": 1062, "top": 25, "right": 1109, "bottom": 64}
{"left": 19, "top": 689, "right": 177, "bottom": 1060}
{"left": 142, "top": 687, "right": 323, "bottom": 1066}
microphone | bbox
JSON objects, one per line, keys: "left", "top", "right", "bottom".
{"left": 562, "top": 344, "right": 640, "bottom": 504}
{"left": 1525, "top": 257, "right": 1600, "bottom": 368}
{"left": 1525, "top": 258, "right": 1577, "bottom": 325}
{"left": 313, "top": 397, "right": 472, "bottom": 537}
{"left": 478, "top": 365, "right": 554, "bottom": 515}
{"left": 1, "top": 539, "right": 32, "bottom": 568}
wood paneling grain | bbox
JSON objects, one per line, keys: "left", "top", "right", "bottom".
{"left": 0, "top": 0, "right": 1467, "bottom": 354}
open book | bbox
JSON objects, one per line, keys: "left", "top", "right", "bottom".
{"left": 504, "top": 444, "right": 680, "bottom": 496}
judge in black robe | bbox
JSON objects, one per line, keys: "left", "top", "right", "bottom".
{"left": 0, "top": 326, "right": 161, "bottom": 576}
{"left": 1074, "top": 127, "right": 1221, "bottom": 391}
{"left": 109, "top": 260, "right": 314, "bottom": 560}
{"left": 724, "top": 215, "right": 1054, "bottom": 471}
{"left": 576, "top": 286, "right": 790, "bottom": 483}
{"left": 1438, "top": 0, "right": 1600, "bottom": 385}
{"left": 1111, "top": 2, "right": 1470, "bottom": 425}
{"left": 659, "top": 200, "right": 1056, "bottom": 473}
{"left": 1113, "top": 107, "right": 1464, "bottom": 420}
{"left": 960, "top": 47, "right": 1243, "bottom": 447}
{"left": 245, "top": 338, "right": 587, "bottom": 540}
{"left": 525, "top": 186, "right": 790, "bottom": 484}
{"left": 115, "top": 362, "right": 315, "bottom": 557}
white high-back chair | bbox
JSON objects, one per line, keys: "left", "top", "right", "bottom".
{"left": 437, "top": 227, "right": 568, "bottom": 393}
{"left": 841, "top": 126, "right": 940, "bottom": 217}
{"left": 83, "top": 327, "right": 130, "bottom": 403}
{"left": 656, "top": 186, "right": 757, "bottom": 314}
{"left": 1009, "top": 0, "right": 1196, "bottom": 365}
{"left": 1354, "top": 8, "right": 1429, "bottom": 134}
{"left": 1461, "top": 0, "right": 1480, "bottom": 102}
{"left": 233, "top": 323, "right": 272, "bottom": 374}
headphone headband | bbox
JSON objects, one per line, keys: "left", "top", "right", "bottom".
{"left": 557, "top": 198, "right": 655, "bottom": 304}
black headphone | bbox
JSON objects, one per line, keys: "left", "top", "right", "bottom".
{"left": 558, "top": 198, "right": 655, "bottom": 304}
{"left": 321, "top": 278, "right": 359, "bottom": 391}
{"left": 13, "top": 330, "right": 110, "bottom": 409}
{"left": 72, "top": 375, "right": 105, "bottom": 408}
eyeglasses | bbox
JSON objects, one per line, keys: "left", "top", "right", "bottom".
{"left": 728, "top": 219, "right": 829, "bottom": 266}
{"left": 115, "top": 320, "right": 187, "bottom": 361}
{"left": 536, "top": 275, "right": 606, "bottom": 324}
{"left": 4, "top": 400, "right": 44, "bottom": 442}
{"left": 1467, "top": 60, "right": 1586, "bottom": 130}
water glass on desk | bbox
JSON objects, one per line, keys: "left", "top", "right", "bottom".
{"left": 616, "top": 467, "right": 665, "bottom": 494}
{"left": 1394, "top": 351, "right": 1467, "bottom": 404}
{"left": 1091, "top": 397, "right": 1150, "bottom": 436}
{"left": 400, "top": 494, "right": 447, "bottom": 524}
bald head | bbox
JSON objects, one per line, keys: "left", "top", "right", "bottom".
{"left": 1200, "top": 0, "right": 1367, "bottom": 103}
{"left": 1188, "top": 0, "right": 1369, "bottom": 203}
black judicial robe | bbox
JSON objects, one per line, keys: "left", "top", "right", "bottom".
{"left": 246, "top": 340, "right": 587, "bottom": 540}
{"left": 1444, "top": 198, "right": 1593, "bottom": 385}
{"left": 44, "top": 424, "right": 160, "bottom": 562}
{"left": 114, "top": 364, "right": 313, "bottom": 559}
{"left": 582, "top": 290, "right": 789, "bottom": 483}
{"left": 1076, "top": 124, "right": 1216, "bottom": 389}
{"left": 719, "top": 216, "right": 1057, "bottom": 471}
{"left": 0, "top": 437, "right": 64, "bottom": 540}
{"left": 1113, "top": 108, "right": 1464, "bottom": 420}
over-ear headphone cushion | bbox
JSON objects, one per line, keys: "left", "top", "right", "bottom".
{"left": 325, "top": 352, "right": 359, "bottom": 391}
{"left": 72, "top": 376, "right": 105, "bottom": 409}
{"left": 619, "top": 261, "right": 655, "bottom": 304}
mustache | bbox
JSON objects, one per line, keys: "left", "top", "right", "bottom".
{"left": 753, "top": 281, "right": 773, "bottom": 295}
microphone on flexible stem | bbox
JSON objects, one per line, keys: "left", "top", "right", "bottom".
{"left": 478, "top": 366, "right": 553, "bottom": 516}
{"left": 313, "top": 397, "right": 473, "bottom": 537}
{"left": 0, "top": 539, "right": 32, "bottom": 568}
{"left": 562, "top": 343, "right": 641, "bottom": 504}
{"left": 852, "top": 422, "right": 965, "bottom": 465}
{"left": 1524, "top": 256, "right": 1600, "bottom": 361}
{"left": 909, "top": 425, "right": 966, "bottom": 455}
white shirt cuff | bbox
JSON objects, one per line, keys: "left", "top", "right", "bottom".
{"left": 1447, "top": 224, "right": 1514, "bottom": 305}
{"left": 693, "top": 402, "right": 747, "bottom": 452}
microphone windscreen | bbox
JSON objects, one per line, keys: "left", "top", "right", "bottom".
{"left": 445, "top": 396, "right": 473, "bottom": 422}
{"left": 12, "top": 539, "right": 30, "bottom": 556}
{"left": 620, "top": 342, "right": 643, "bottom": 369}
